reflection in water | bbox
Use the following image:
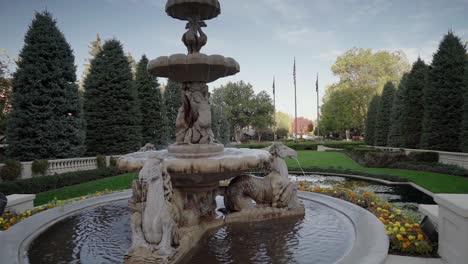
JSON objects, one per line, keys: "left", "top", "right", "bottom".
{"left": 180, "top": 200, "right": 355, "bottom": 264}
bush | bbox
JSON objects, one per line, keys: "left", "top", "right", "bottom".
{"left": 364, "top": 152, "right": 409, "bottom": 168}
{"left": 390, "top": 161, "right": 468, "bottom": 177}
{"left": 31, "top": 160, "right": 49, "bottom": 176}
{"left": 0, "top": 160, "right": 22, "bottom": 182}
{"left": 238, "top": 141, "right": 364, "bottom": 151}
{"left": 109, "top": 156, "right": 118, "bottom": 168}
{"left": 0, "top": 167, "right": 118, "bottom": 195}
{"left": 407, "top": 152, "right": 439, "bottom": 163}
{"left": 96, "top": 155, "right": 107, "bottom": 169}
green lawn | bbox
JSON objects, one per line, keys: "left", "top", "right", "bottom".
{"left": 33, "top": 151, "right": 468, "bottom": 205}
{"left": 34, "top": 173, "right": 137, "bottom": 206}
{"left": 287, "top": 151, "right": 468, "bottom": 194}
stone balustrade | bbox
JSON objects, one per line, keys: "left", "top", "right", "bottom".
{"left": 0, "top": 155, "right": 121, "bottom": 182}
{"left": 373, "top": 146, "right": 468, "bottom": 169}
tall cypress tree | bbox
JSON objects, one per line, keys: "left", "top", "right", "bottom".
{"left": 83, "top": 39, "right": 142, "bottom": 155}
{"left": 365, "top": 95, "right": 380, "bottom": 145}
{"left": 374, "top": 82, "right": 396, "bottom": 146}
{"left": 461, "top": 57, "right": 468, "bottom": 152}
{"left": 401, "top": 58, "right": 428, "bottom": 149}
{"left": 421, "top": 32, "right": 467, "bottom": 151}
{"left": 135, "top": 55, "right": 166, "bottom": 148}
{"left": 6, "top": 12, "right": 85, "bottom": 160}
{"left": 164, "top": 79, "right": 181, "bottom": 143}
{"left": 387, "top": 74, "right": 409, "bottom": 147}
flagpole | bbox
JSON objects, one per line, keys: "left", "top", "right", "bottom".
{"left": 273, "top": 76, "right": 276, "bottom": 141}
{"left": 294, "top": 57, "right": 297, "bottom": 142}
{"left": 316, "top": 73, "right": 320, "bottom": 138}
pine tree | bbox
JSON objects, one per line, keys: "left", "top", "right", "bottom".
{"left": 83, "top": 39, "right": 142, "bottom": 155}
{"left": 164, "top": 79, "right": 181, "bottom": 143}
{"left": 401, "top": 58, "right": 429, "bottom": 149}
{"left": 80, "top": 34, "right": 102, "bottom": 89}
{"left": 364, "top": 95, "right": 380, "bottom": 145}
{"left": 387, "top": 73, "right": 409, "bottom": 147}
{"left": 6, "top": 12, "right": 85, "bottom": 161}
{"left": 374, "top": 82, "right": 396, "bottom": 146}
{"left": 135, "top": 55, "right": 166, "bottom": 148}
{"left": 421, "top": 32, "right": 467, "bottom": 151}
{"left": 461, "top": 56, "right": 468, "bottom": 152}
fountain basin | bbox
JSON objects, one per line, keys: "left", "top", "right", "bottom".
{"left": 147, "top": 53, "right": 240, "bottom": 83}
{"left": 166, "top": 0, "right": 221, "bottom": 21}
{"left": 0, "top": 190, "right": 387, "bottom": 264}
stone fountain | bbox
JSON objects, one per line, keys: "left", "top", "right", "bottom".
{"left": 118, "top": 1, "right": 305, "bottom": 263}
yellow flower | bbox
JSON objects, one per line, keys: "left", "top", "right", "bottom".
{"left": 417, "top": 234, "right": 424, "bottom": 241}
{"left": 389, "top": 214, "right": 395, "bottom": 219}
{"left": 386, "top": 231, "right": 393, "bottom": 235}
{"left": 393, "top": 227, "right": 399, "bottom": 232}
{"left": 405, "top": 223, "right": 411, "bottom": 228}
{"left": 415, "top": 242, "right": 420, "bottom": 247}
{"left": 371, "top": 202, "right": 375, "bottom": 206}
{"left": 396, "top": 209, "right": 402, "bottom": 215}
{"left": 0, "top": 217, "right": 4, "bottom": 223}
{"left": 408, "top": 235, "right": 415, "bottom": 240}
{"left": 396, "top": 234, "right": 403, "bottom": 241}
{"left": 395, "top": 222, "right": 401, "bottom": 227}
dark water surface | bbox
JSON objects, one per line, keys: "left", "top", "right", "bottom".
{"left": 27, "top": 174, "right": 433, "bottom": 264}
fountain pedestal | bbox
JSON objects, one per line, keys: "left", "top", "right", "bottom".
{"left": 120, "top": 1, "right": 304, "bottom": 263}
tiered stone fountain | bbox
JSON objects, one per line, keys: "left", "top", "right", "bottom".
{"left": 118, "top": 1, "right": 304, "bottom": 263}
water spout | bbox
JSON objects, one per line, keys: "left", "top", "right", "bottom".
{"left": 293, "top": 157, "right": 306, "bottom": 177}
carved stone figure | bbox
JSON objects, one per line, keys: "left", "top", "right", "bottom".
{"left": 182, "top": 18, "right": 207, "bottom": 54}
{"left": 224, "top": 143, "right": 302, "bottom": 212}
{"left": 130, "top": 157, "right": 179, "bottom": 256}
{"left": 175, "top": 82, "right": 214, "bottom": 144}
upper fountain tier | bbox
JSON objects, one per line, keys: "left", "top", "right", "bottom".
{"left": 148, "top": 53, "right": 239, "bottom": 83}
{"left": 166, "top": 0, "right": 220, "bottom": 21}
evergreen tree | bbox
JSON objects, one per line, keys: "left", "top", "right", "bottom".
{"left": 461, "top": 56, "right": 468, "bottom": 152}
{"left": 83, "top": 39, "right": 142, "bottom": 155}
{"left": 387, "top": 73, "right": 409, "bottom": 147}
{"left": 6, "top": 12, "right": 85, "bottom": 160}
{"left": 364, "top": 95, "right": 380, "bottom": 145}
{"left": 135, "top": 55, "right": 166, "bottom": 148}
{"left": 164, "top": 79, "right": 181, "bottom": 143}
{"left": 421, "top": 32, "right": 467, "bottom": 151}
{"left": 401, "top": 58, "right": 429, "bottom": 149}
{"left": 374, "top": 82, "right": 396, "bottom": 146}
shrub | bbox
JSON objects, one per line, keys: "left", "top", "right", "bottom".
{"left": 109, "top": 156, "right": 118, "bottom": 168}
{"left": 0, "top": 167, "right": 118, "bottom": 195}
{"left": 364, "top": 151, "right": 408, "bottom": 168}
{"left": 390, "top": 161, "right": 468, "bottom": 177}
{"left": 407, "top": 152, "right": 439, "bottom": 163}
{"left": 31, "top": 160, "right": 49, "bottom": 176}
{"left": 0, "top": 160, "right": 22, "bottom": 182}
{"left": 96, "top": 155, "right": 107, "bottom": 169}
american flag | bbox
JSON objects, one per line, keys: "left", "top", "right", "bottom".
{"left": 272, "top": 76, "right": 275, "bottom": 96}
{"left": 293, "top": 57, "right": 296, "bottom": 87}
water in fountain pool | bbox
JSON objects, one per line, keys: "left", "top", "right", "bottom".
{"left": 27, "top": 199, "right": 355, "bottom": 264}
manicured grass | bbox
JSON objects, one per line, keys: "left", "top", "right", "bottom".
{"left": 34, "top": 173, "right": 137, "bottom": 206}
{"left": 287, "top": 151, "right": 468, "bottom": 194}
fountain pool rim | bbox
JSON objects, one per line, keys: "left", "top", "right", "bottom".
{"left": 0, "top": 190, "right": 388, "bottom": 264}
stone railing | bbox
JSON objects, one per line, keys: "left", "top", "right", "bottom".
{"left": 0, "top": 155, "right": 121, "bottom": 182}
{"left": 373, "top": 146, "right": 468, "bottom": 170}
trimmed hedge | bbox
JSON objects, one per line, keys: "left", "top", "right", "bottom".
{"left": 364, "top": 152, "right": 408, "bottom": 168}
{"left": 390, "top": 161, "right": 468, "bottom": 178}
{"left": 31, "top": 159, "right": 49, "bottom": 176}
{"left": 407, "top": 152, "right": 439, "bottom": 163}
{"left": 237, "top": 141, "right": 364, "bottom": 151}
{"left": 0, "top": 167, "right": 119, "bottom": 195}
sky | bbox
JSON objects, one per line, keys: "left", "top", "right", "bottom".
{"left": 1, "top": 0, "right": 468, "bottom": 120}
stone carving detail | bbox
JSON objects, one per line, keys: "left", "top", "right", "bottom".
{"left": 175, "top": 82, "right": 214, "bottom": 144}
{"left": 224, "top": 143, "right": 302, "bottom": 212}
{"left": 182, "top": 18, "right": 207, "bottom": 54}
{"left": 129, "top": 157, "right": 179, "bottom": 257}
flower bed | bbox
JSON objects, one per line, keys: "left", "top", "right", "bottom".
{"left": 0, "top": 189, "right": 121, "bottom": 231}
{"left": 298, "top": 182, "right": 436, "bottom": 256}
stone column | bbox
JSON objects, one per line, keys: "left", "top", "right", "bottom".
{"left": 434, "top": 194, "right": 468, "bottom": 264}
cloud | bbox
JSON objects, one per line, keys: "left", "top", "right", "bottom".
{"left": 274, "top": 26, "right": 335, "bottom": 48}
